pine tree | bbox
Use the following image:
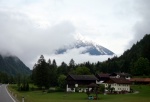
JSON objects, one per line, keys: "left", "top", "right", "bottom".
{"left": 32, "top": 55, "right": 50, "bottom": 89}
{"left": 49, "top": 59, "right": 57, "bottom": 86}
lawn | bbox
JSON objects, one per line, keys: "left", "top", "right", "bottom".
{"left": 8, "top": 85, "right": 150, "bottom": 102}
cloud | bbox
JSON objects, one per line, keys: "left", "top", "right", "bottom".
{"left": 127, "top": 0, "right": 150, "bottom": 48}
{"left": 0, "top": 9, "right": 76, "bottom": 68}
{"left": 45, "top": 47, "right": 114, "bottom": 66}
{"left": 0, "top": 0, "right": 150, "bottom": 69}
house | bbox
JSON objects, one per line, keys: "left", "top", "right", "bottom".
{"left": 96, "top": 72, "right": 131, "bottom": 84}
{"left": 130, "top": 78, "right": 150, "bottom": 84}
{"left": 109, "top": 73, "right": 120, "bottom": 78}
{"left": 109, "top": 72, "right": 131, "bottom": 80}
{"left": 103, "top": 78, "right": 131, "bottom": 93}
{"left": 66, "top": 73, "right": 131, "bottom": 93}
{"left": 95, "top": 73, "right": 110, "bottom": 84}
{"left": 66, "top": 74, "right": 98, "bottom": 92}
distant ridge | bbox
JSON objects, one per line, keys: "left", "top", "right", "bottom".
{"left": 0, "top": 54, "right": 31, "bottom": 76}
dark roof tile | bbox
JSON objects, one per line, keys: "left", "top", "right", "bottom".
{"left": 105, "top": 78, "right": 131, "bottom": 84}
{"left": 69, "top": 74, "right": 98, "bottom": 81}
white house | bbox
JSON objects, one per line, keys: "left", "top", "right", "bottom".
{"left": 104, "top": 78, "right": 131, "bottom": 92}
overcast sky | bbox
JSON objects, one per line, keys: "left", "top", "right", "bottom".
{"left": 0, "top": 0, "right": 150, "bottom": 69}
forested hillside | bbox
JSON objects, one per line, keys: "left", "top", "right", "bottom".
{"left": 54, "top": 34, "right": 150, "bottom": 76}
{"left": 101, "top": 34, "right": 150, "bottom": 76}
{"left": 121, "top": 34, "right": 150, "bottom": 75}
{"left": 31, "top": 34, "right": 150, "bottom": 89}
{"left": 0, "top": 55, "right": 31, "bottom": 76}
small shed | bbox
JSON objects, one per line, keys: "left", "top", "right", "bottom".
{"left": 87, "top": 83, "right": 99, "bottom": 100}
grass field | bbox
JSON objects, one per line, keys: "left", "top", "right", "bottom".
{"left": 8, "top": 84, "right": 150, "bottom": 102}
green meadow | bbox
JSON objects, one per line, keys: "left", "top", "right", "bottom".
{"left": 8, "top": 85, "right": 150, "bottom": 102}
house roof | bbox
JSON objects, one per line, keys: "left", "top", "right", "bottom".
{"left": 117, "top": 73, "right": 131, "bottom": 77}
{"left": 105, "top": 78, "right": 131, "bottom": 84}
{"left": 145, "top": 78, "right": 150, "bottom": 82}
{"left": 109, "top": 72, "right": 131, "bottom": 77}
{"left": 130, "top": 78, "right": 150, "bottom": 82}
{"left": 97, "top": 73, "right": 110, "bottom": 78}
{"left": 109, "top": 73, "right": 117, "bottom": 76}
{"left": 68, "top": 74, "right": 98, "bottom": 81}
{"left": 87, "top": 83, "right": 98, "bottom": 87}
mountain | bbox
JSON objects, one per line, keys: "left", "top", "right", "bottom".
{"left": 120, "top": 34, "right": 150, "bottom": 61}
{"left": 55, "top": 39, "right": 114, "bottom": 55}
{"left": 102, "top": 34, "right": 150, "bottom": 75}
{"left": 0, "top": 54, "right": 31, "bottom": 76}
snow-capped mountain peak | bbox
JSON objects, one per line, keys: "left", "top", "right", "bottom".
{"left": 55, "top": 38, "right": 114, "bottom": 56}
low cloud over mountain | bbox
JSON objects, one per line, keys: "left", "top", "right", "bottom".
{"left": 47, "top": 38, "right": 115, "bottom": 66}
{"left": 55, "top": 39, "right": 114, "bottom": 56}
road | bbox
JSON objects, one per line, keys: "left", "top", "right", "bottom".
{"left": 0, "top": 84, "right": 16, "bottom": 102}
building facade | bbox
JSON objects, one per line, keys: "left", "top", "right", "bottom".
{"left": 104, "top": 78, "right": 131, "bottom": 92}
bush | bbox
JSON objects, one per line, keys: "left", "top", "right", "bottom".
{"left": 99, "top": 84, "right": 105, "bottom": 93}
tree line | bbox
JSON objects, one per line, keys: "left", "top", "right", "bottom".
{"left": 31, "top": 34, "right": 150, "bottom": 90}
{"left": 31, "top": 55, "right": 92, "bottom": 89}
{"left": 0, "top": 71, "right": 30, "bottom": 91}
{"left": 2, "top": 34, "right": 150, "bottom": 91}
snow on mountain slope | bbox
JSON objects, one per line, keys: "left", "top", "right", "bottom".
{"left": 55, "top": 39, "right": 114, "bottom": 56}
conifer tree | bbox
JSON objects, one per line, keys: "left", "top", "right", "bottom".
{"left": 32, "top": 55, "right": 50, "bottom": 89}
